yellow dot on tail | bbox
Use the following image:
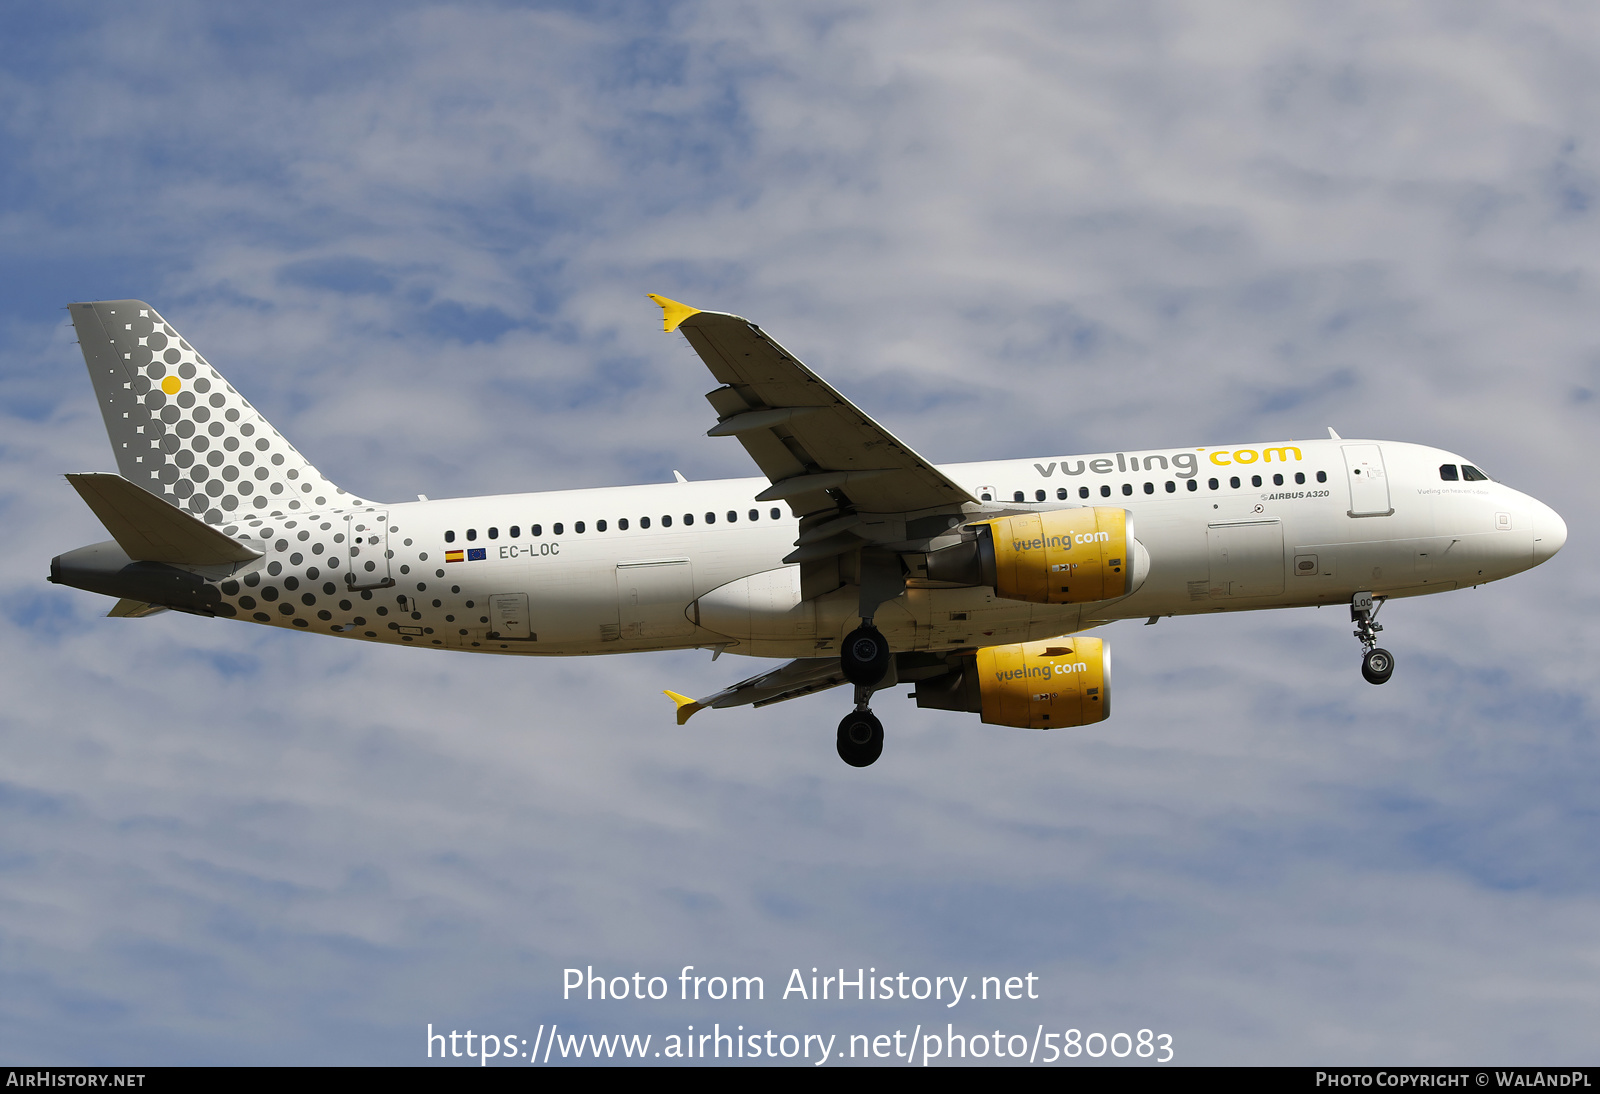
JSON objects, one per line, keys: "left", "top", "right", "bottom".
{"left": 161, "top": 376, "right": 180, "bottom": 395}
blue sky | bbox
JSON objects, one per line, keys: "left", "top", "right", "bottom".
{"left": 2, "top": 0, "right": 1598, "bottom": 1065}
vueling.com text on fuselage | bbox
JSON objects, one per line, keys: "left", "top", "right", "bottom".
{"left": 1032, "top": 445, "right": 1306, "bottom": 480}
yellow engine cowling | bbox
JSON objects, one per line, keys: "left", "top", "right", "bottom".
{"left": 912, "top": 637, "right": 1111, "bottom": 729}
{"left": 981, "top": 508, "right": 1141, "bottom": 604}
{"left": 976, "top": 637, "right": 1110, "bottom": 729}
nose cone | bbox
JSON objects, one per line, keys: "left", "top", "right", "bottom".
{"left": 1532, "top": 501, "right": 1567, "bottom": 566}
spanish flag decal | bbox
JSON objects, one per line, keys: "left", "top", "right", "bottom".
{"left": 445, "top": 550, "right": 464, "bottom": 563}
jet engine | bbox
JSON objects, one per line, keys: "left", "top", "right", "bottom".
{"left": 911, "top": 637, "right": 1110, "bottom": 729}
{"left": 925, "top": 507, "right": 1148, "bottom": 604}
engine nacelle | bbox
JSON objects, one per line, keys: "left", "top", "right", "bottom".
{"left": 912, "top": 637, "right": 1110, "bottom": 729}
{"left": 925, "top": 507, "right": 1146, "bottom": 604}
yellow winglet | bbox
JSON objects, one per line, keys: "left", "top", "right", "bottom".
{"left": 663, "top": 689, "right": 706, "bottom": 726}
{"left": 648, "top": 294, "right": 701, "bottom": 333}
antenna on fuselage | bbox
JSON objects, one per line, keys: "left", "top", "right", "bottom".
{"left": 1327, "top": 427, "right": 1343, "bottom": 440}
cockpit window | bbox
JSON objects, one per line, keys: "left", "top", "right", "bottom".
{"left": 1439, "top": 464, "right": 1459, "bottom": 481}
{"left": 1461, "top": 465, "right": 1489, "bottom": 481}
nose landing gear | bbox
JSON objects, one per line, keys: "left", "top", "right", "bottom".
{"left": 1351, "top": 591, "right": 1395, "bottom": 685}
{"left": 1361, "top": 646, "right": 1395, "bottom": 685}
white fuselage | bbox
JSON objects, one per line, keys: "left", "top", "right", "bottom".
{"left": 216, "top": 437, "right": 1564, "bottom": 658}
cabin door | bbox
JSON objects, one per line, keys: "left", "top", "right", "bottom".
{"left": 1342, "top": 444, "right": 1394, "bottom": 517}
{"left": 345, "top": 512, "right": 393, "bottom": 590}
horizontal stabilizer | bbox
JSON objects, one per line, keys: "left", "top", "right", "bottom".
{"left": 108, "top": 598, "right": 168, "bottom": 618}
{"left": 66, "top": 473, "right": 262, "bottom": 567}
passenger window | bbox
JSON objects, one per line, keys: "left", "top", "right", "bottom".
{"left": 980, "top": 492, "right": 992, "bottom": 501}
{"left": 1230, "top": 476, "right": 1240, "bottom": 489}
{"left": 1272, "top": 474, "right": 1283, "bottom": 486}
{"left": 1462, "top": 465, "right": 1489, "bottom": 481}
{"left": 532, "top": 524, "right": 542, "bottom": 537}
{"left": 575, "top": 522, "right": 585, "bottom": 534}
{"left": 1143, "top": 482, "right": 1154, "bottom": 494}
{"left": 749, "top": 509, "right": 759, "bottom": 521}
{"left": 1014, "top": 491, "right": 1025, "bottom": 502}
{"left": 641, "top": 517, "right": 651, "bottom": 529}
{"left": 1186, "top": 479, "right": 1197, "bottom": 492}
{"left": 1079, "top": 487, "right": 1090, "bottom": 499}
{"left": 1251, "top": 475, "right": 1262, "bottom": 487}
{"left": 597, "top": 520, "right": 607, "bottom": 532}
{"left": 770, "top": 508, "right": 781, "bottom": 519}
{"left": 1056, "top": 488, "right": 1068, "bottom": 500}
{"left": 554, "top": 523, "right": 564, "bottom": 535}
{"left": 1166, "top": 481, "right": 1176, "bottom": 493}
{"left": 444, "top": 530, "right": 455, "bottom": 543}
{"left": 1208, "top": 478, "right": 1219, "bottom": 490}
{"left": 662, "top": 515, "right": 672, "bottom": 527}
{"left": 1439, "top": 464, "right": 1459, "bottom": 481}
{"left": 510, "top": 525, "right": 520, "bottom": 538}
{"left": 727, "top": 510, "right": 737, "bottom": 522}
{"left": 466, "top": 529, "right": 477, "bottom": 541}
{"left": 619, "top": 518, "right": 629, "bottom": 530}
{"left": 488, "top": 527, "right": 499, "bottom": 539}
{"left": 1294, "top": 473, "right": 1305, "bottom": 485}
{"left": 1316, "top": 471, "right": 1327, "bottom": 483}
{"left": 684, "top": 513, "right": 695, "bottom": 526}
{"left": 706, "top": 512, "right": 716, "bottom": 524}
{"left": 1035, "top": 489, "right": 1046, "bottom": 502}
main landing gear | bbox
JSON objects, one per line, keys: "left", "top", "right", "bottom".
{"left": 835, "top": 553, "right": 905, "bottom": 768}
{"left": 841, "top": 623, "right": 890, "bottom": 685}
{"left": 837, "top": 623, "right": 891, "bottom": 767}
{"left": 837, "top": 704, "right": 884, "bottom": 768}
{"left": 1351, "top": 591, "right": 1395, "bottom": 685}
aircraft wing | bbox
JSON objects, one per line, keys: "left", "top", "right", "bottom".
{"left": 652, "top": 296, "right": 976, "bottom": 521}
{"left": 665, "top": 657, "right": 850, "bottom": 724}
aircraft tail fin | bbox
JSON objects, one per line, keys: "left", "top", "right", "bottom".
{"left": 68, "top": 300, "right": 370, "bottom": 527}
{"left": 66, "top": 472, "right": 263, "bottom": 567}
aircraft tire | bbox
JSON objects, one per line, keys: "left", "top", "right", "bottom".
{"left": 1361, "top": 647, "right": 1395, "bottom": 685}
{"left": 836, "top": 710, "right": 884, "bottom": 767}
{"left": 841, "top": 625, "right": 891, "bottom": 686}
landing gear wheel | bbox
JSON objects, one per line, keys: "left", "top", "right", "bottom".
{"left": 836, "top": 710, "right": 884, "bottom": 767}
{"left": 1361, "top": 647, "right": 1395, "bottom": 685}
{"left": 841, "top": 625, "right": 891, "bottom": 686}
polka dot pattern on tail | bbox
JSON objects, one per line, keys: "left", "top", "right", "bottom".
{"left": 71, "top": 300, "right": 364, "bottom": 528}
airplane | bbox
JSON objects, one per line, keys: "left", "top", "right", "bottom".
{"left": 49, "top": 297, "right": 1567, "bottom": 767}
